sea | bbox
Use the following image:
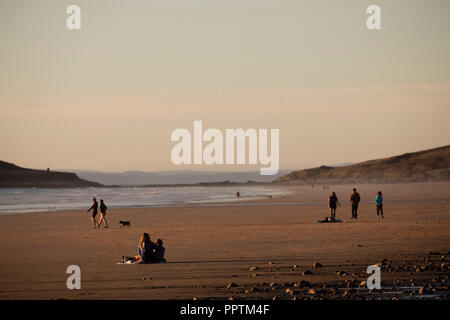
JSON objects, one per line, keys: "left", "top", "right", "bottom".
{"left": 0, "top": 185, "right": 292, "bottom": 214}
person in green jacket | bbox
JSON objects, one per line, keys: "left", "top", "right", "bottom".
{"left": 375, "top": 191, "right": 384, "bottom": 218}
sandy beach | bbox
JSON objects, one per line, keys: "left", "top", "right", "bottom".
{"left": 0, "top": 182, "right": 449, "bottom": 300}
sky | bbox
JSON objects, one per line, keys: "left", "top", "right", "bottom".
{"left": 0, "top": 0, "right": 449, "bottom": 172}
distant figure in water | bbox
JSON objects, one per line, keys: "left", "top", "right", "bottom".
{"left": 86, "top": 197, "right": 99, "bottom": 229}
{"left": 375, "top": 191, "right": 384, "bottom": 218}
{"left": 98, "top": 199, "right": 109, "bottom": 228}
{"left": 236, "top": 191, "right": 240, "bottom": 199}
{"left": 349, "top": 188, "right": 361, "bottom": 219}
{"left": 328, "top": 192, "right": 341, "bottom": 221}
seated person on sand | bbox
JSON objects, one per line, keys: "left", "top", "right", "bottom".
{"left": 123, "top": 233, "right": 157, "bottom": 264}
{"left": 153, "top": 239, "right": 166, "bottom": 263}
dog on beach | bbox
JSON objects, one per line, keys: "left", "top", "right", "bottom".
{"left": 119, "top": 220, "right": 131, "bottom": 228}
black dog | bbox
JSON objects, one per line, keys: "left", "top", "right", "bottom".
{"left": 119, "top": 220, "right": 131, "bottom": 228}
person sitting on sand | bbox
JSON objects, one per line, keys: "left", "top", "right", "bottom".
{"left": 154, "top": 239, "right": 166, "bottom": 263}
{"left": 375, "top": 191, "right": 384, "bottom": 219}
{"left": 349, "top": 188, "right": 361, "bottom": 219}
{"left": 98, "top": 199, "right": 109, "bottom": 228}
{"left": 86, "top": 197, "right": 99, "bottom": 229}
{"left": 328, "top": 192, "right": 340, "bottom": 221}
{"left": 123, "top": 233, "right": 157, "bottom": 264}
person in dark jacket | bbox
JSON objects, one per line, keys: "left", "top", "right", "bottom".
{"left": 86, "top": 197, "right": 99, "bottom": 229}
{"left": 328, "top": 192, "right": 341, "bottom": 221}
{"left": 349, "top": 188, "right": 361, "bottom": 219}
{"left": 154, "top": 239, "right": 166, "bottom": 263}
{"left": 98, "top": 199, "right": 109, "bottom": 228}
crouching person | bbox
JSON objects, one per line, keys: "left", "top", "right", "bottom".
{"left": 154, "top": 239, "right": 166, "bottom": 263}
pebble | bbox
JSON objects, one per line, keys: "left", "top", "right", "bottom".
{"left": 313, "top": 262, "right": 323, "bottom": 268}
{"left": 285, "top": 288, "right": 294, "bottom": 295}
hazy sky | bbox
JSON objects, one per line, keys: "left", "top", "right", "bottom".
{"left": 1, "top": 0, "right": 449, "bottom": 172}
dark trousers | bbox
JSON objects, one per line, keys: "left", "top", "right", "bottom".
{"left": 376, "top": 204, "right": 383, "bottom": 216}
{"left": 351, "top": 204, "right": 358, "bottom": 218}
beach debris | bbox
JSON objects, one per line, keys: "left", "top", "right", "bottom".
{"left": 312, "top": 262, "right": 323, "bottom": 268}
{"left": 302, "top": 270, "right": 314, "bottom": 275}
{"left": 249, "top": 266, "right": 259, "bottom": 271}
{"left": 295, "top": 280, "right": 311, "bottom": 288}
{"left": 226, "top": 283, "right": 238, "bottom": 289}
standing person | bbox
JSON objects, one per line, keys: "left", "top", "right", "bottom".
{"left": 86, "top": 197, "right": 99, "bottom": 229}
{"left": 98, "top": 199, "right": 109, "bottom": 228}
{"left": 349, "top": 188, "right": 361, "bottom": 219}
{"left": 328, "top": 192, "right": 341, "bottom": 221}
{"left": 375, "top": 191, "right": 384, "bottom": 218}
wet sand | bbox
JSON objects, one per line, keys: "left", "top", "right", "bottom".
{"left": 0, "top": 182, "right": 449, "bottom": 300}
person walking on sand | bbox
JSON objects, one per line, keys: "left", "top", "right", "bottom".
{"left": 328, "top": 192, "right": 340, "bottom": 221}
{"left": 375, "top": 191, "right": 384, "bottom": 218}
{"left": 86, "top": 197, "right": 99, "bottom": 229}
{"left": 98, "top": 199, "right": 109, "bottom": 228}
{"left": 349, "top": 188, "right": 361, "bottom": 219}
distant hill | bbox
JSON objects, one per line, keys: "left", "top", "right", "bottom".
{"left": 275, "top": 145, "right": 450, "bottom": 184}
{"left": 0, "top": 161, "right": 103, "bottom": 188}
{"left": 66, "top": 169, "right": 291, "bottom": 186}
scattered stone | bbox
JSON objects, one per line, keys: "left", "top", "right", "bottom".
{"left": 336, "top": 271, "right": 346, "bottom": 276}
{"left": 308, "top": 289, "right": 316, "bottom": 295}
{"left": 251, "top": 273, "right": 258, "bottom": 277}
{"left": 303, "top": 270, "right": 314, "bottom": 275}
{"left": 359, "top": 281, "right": 367, "bottom": 288}
{"left": 285, "top": 288, "right": 294, "bottom": 295}
{"left": 193, "top": 297, "right": 198, "bottom": 300}
{"left": 226, "top": 283, "right": 238, "bottom": 289}
{"left": 296, "top": 280, "right": 311, "bottom": 288}
{"left": 269, "top": 282, "right": 278, "bottom": 287}
{"left": 228, "top": 297, "right": 234, "bottom": 300}
{"left": 313, "top": 262, "right": 323, "bottom": 268}
{"left": 249, "top": 266, "right": 259, "bottom": 271}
